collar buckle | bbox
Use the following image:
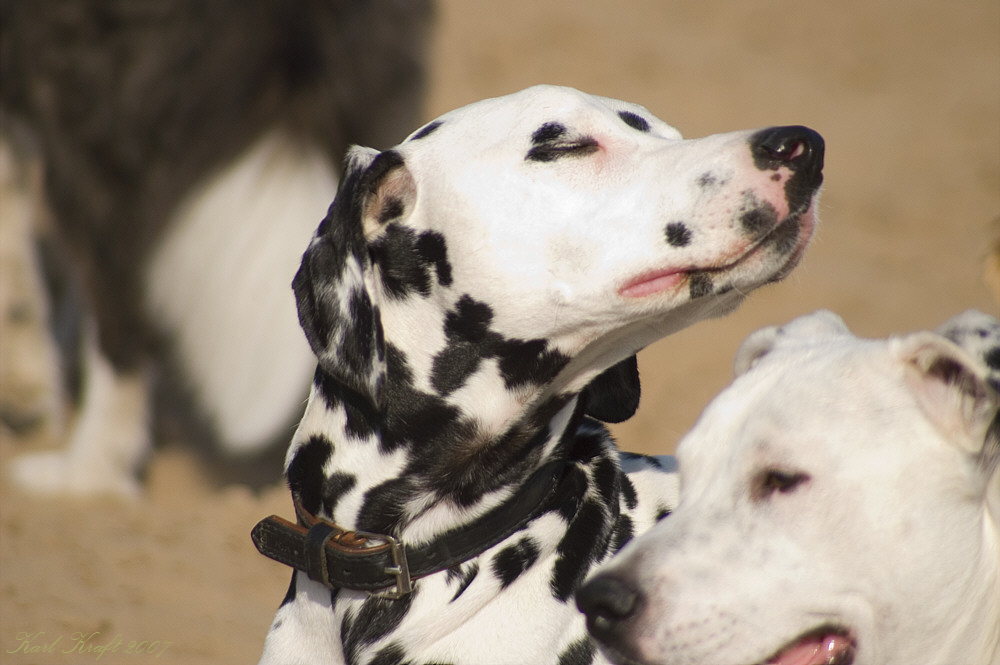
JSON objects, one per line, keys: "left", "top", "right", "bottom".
{"left": 353, "top": 531, "right": 413, "bottom": 599}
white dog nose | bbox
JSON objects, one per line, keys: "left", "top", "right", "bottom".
{"left": 749, "top": 125, "right": 825, "bottom": 189}
{"left": 576, "top": 574, "right": 643, "bottom": 645}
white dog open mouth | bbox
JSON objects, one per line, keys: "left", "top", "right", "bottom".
{"left": 757, "top": 626, "right": 856, "bottom": 665}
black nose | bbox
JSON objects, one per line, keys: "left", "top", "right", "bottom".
{"left": 750, "top": 125, "right": 825, "bottom": 187}
{"left": 576, "top": 575, "right": 642, "bottom": 642}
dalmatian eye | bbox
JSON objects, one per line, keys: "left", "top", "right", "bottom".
{"left": 752, "top": 468, "right": 810, "bottom": 501}
{"left": 526, "top": 121, "right": 600, "bottom": 162}
{"left": 526, "top": 138, "right": 599, "bottom": 162}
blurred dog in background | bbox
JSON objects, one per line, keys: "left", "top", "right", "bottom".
{"left": 0, "top": 0, "right": 434, "bottom": 494}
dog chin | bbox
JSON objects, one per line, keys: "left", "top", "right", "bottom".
{"left": 726, "top": 203, "right": 818, "bottom": 290}
{"left": 770, "top": 204, "right": 819, "bottom": 281}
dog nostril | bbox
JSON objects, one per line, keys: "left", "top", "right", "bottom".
{"left": 750, "top": 125, "right": 825, "bottom": 175}
{"left": 766, "top": 138, "right": 805, "bottom": 162}
{"left": 576, "top": 575, "right": 642, "bottom": 635}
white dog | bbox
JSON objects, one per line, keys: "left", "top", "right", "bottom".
{"left": 578, "top": 309, "right": 1000, "bottom": 665}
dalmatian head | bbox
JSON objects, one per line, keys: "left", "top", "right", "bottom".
{"left": 578, "top": 310, "right": 1000, "bottom": 665}
{"left": 293, "top": 85, "right": 824, "bottom": 433}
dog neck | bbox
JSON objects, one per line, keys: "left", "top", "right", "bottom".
{"left": 285, "top": 359, "right": 601, "bottom": 543}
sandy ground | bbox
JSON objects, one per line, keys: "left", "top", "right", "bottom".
{"left": 2, "top": 1, "right": 998, "bottom": 663}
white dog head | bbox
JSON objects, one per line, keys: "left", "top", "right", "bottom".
{"left": 578, "top": 310, "right": 1000, "bottom": 665}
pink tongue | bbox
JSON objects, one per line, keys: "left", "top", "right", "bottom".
{"left": 770, "top": 633, "right": 851, "bottom": 665}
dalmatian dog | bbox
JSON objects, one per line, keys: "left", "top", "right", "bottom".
{"left": 577, "top": 309, "right": 1000, "bottom": 665}
{"left": 251, "top": 85, "right": 825, "bottom": 665}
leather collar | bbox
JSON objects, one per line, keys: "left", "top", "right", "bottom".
{"left": 251, "top": 460, "right": 572, "bottom": 599}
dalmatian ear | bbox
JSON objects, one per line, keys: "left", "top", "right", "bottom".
{"left": 293, "top": 146, "right": 415, "bottom": 407}
{"left": 896, "top": 332, "right": 999, "bottom": 456}
{"left": 734, "top": 310, "right": 850, "bottom": 376}
{"left": 582, "top": 355, "right": 641, "bottom": 423}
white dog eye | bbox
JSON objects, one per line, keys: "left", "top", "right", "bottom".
{"left": 752, "top": 469, "right": 810, "bottom": 501}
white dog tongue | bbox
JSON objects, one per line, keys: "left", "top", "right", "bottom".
{"left": 768, "top": 632, "right": 852, "bottom": 665}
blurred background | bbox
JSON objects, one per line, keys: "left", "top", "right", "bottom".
{"left": 1, "top": 1, "right": 997, "bottom": 663}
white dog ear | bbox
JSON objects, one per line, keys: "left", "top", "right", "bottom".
{"left": 733, "top": 325, "right": 780, "bottom": 376}
{"left": 896, "top": 332, "right": 999, "bottom": 455}
{"left": 733, "top": 310, "right": 850, "bottom": 376}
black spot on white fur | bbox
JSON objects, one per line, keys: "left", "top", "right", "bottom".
{"left": 610, "top": 513, "right": 635, "bottom": 552}
{"left": 621, "top": 474, "right": 638, "bottom": 510}
{"left": 431, "top": 298, "right": 493, "bottom": 395}
{"left": 665, "top": 221, "right": 692, "bottom": 247}
{"left": 322, "top": 472, "right": 357, "bottom": 516}
{"left": 342, "top": 594, "right": 415, "bottom": 665}
{"left": 286, "top": 435, "right": 334, "bottom": 514}
{"left": 315, "top": 367, "right": 379, "bottom": 441}
{"left": 492, "top": 536, "right": 542, "bottom": 588}
{"left": 416, "top": 231, "right": 453, "bottom": 287}
{"left": 532, "top": 122, "right": 568, "bottom": 144}
{"left": 370, "top": 225, "right": 453, "bottom": 298}
{"left": 551, "top": 497, "right": 613, "bottom": 601}
{"left": 558, "top": 637, "right": 597, "bottom": 665}
{"left": 447, "top": 562, "right": 480, "bottom": 602}
{"left": 356, "top": 475, "right": 421, "bottom": 535}
{"left": 432, "top": 295, "right": 571, "bottom": 395}
{"left": 689, "top": 273, "right": 714, "bottom": 299}
{"left": 409, "top": 119, "right": 443, "bottom": 141}
{"left": 739, "top": 193, "right": 779, "bottom": 238}
{"left": 592, "top": 456, "right": 620, "bottom": 506}
{"left": 617, "top": 110, "right": 650, "bottom": 133}
{"left": 697, "top": 171, "right": 723, "bottom": 189}
{"left": 367, "top": 643, "right": 409, "bottom": 665}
